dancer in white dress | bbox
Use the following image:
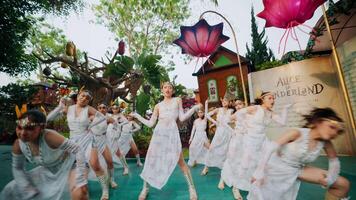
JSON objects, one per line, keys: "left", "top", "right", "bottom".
{"left": 188, "top": 109, "right": 211, "bottom": 167}
{"left": 234, "top": 91, "right": 292, "bottom": 193}
{"left": 130, "top": 82, "right": 202, "bottom": 200}
{"left": 106, "top": 104, "right": 130, "bottom": 175}
{"left": 47, "top": 90, "right": 115, "bottom": 200}
{"left": 118, "top": 114, "right": 143, "bottom": 167}
{"left": 201, "top": 96, "right": 233, "bottom": 175}
{"left": 1, "top": 110, "right": 88, "bottom": 200}
{"left": 220, "top": 99, "right": 246, "bottom": 200}
{"left": 248, "top": 108, "right": 350, "bottom": 200}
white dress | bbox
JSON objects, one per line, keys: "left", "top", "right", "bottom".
{"left": 118, "top": 121, "right": 140, "bottom": 156}
{"left": 205, "top": 108, "right": 233, "bottom": 169}
{"left": 247, "top": 128, "right": 324, "bottom": 200}
{"left": 221, "top": 111, "right": 246, "bottom": 187}
{"left": 188, "top": 118, "right": 209, "bottom": 166}
{"left": 138, "top": 97, "right": 198, "bottom": 189}
{"left": 236, "top": 105, "right": 287, "bottom": 191}
{"left": 67, "top": 105, "right": 93, "bottom": 163}
{"left": 1, "top": 130, "right": 78, "bottom": 200}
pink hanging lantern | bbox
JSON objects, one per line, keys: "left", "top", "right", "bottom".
{"left": 257, "top": 0, "right": 326, "bottom": 54}
{"left": 173, "top": 19, "right": 229, "bottom": 57}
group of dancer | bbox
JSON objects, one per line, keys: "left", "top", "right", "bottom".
{"left": 0, "top": 81, "right": 351, "bottom": 200}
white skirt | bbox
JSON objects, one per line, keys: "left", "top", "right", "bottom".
{"left": 235, "top": 133, "right": 266, "bottom": 191}
{"left": 221, "top": 131, "right": 244, "bottom": 187}
{"left": 204, "top": 125, "right": 232, "bottom": 169}
{"left": 247, "top": 154, "right": 301, "bottom": 200}
{"left": 140, "top": 121, "right": 181, "bottom": 189}
{"left": 188, "top": 130, "right": 209, "bottom": 166}
{"left": 118, "top": 132, "right": 134, "bottom": 156}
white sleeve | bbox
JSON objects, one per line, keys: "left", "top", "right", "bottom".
{"left": 46, "top": 104, "right": 65, "bottom": 122}
{"left": 131, "top": 121, "right": 141, "bottom": 133}
{"left": 133, "top": 112, "right": 157, "bottom": 128}
{"left": 189, "top": 122, "right": 197, "bottom": 142}
{"left": 326, "top": 157, "right": 340, "bottom": 187}
{"left": 178, "top": 98, "right": 200, "bottom": 122}
{"left": 252, "top": 141, "right": 280, "bottom": 181}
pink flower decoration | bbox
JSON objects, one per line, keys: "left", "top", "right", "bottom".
{"left": 257, "top": 0, "right": 326, "bottom": 29}
{"left": 174, "top": 19, "right": 229, "bottom": 57}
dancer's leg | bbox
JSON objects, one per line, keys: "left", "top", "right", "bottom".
{"left": 130, "top": 141, "right": 143, "bottom": 166}
{"left": 68, "top": 168, "right": 89, "bottom": 200}
{"left": 102, "top": 146, "right": 118, "bottom": 188}
{"left": 115, "top": 148, "right": 129, "bottom": 175}
{"left": 178, "top": 152, "right": 198, "bottom": 200}
{"left": 90, "top": 148, "right": 109, "bottom": 200}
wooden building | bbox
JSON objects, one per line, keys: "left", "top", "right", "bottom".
{"left": 193, "top": 46, "right": 252, "bottom": 107}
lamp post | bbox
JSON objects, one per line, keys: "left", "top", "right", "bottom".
{"left": 321, "top": 4, "right": 356, "bottom": 138}
{"left": 199, "top": 11, "right": 248, "bottom": 105}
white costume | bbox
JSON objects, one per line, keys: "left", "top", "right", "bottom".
{"left": 118, "top": 121, "right": 140, "bottom": 156}
{"left": 1, "top": 130, "right": 86, "bottom": 200}
{"left": 247, "top": 128, "right": 324, "bottom": 200}
{"left": 205, "top": 108, "right": 233, "bottom": 169}
{"left": 188, "top": 118, "right": 209, "bottom": 166}
{"left": 235, "top": 105, "right": 289, "bottom": 191}
{"left": 221, "top": 111, "right": 246, "bottom": 187}
{"left": 133, "top": 97, "right": 199, "bottom": 189}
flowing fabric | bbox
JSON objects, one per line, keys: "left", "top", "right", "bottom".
{"left": 247, "top": 128, "right": 324, "bottom": 200}
{"left": 188, "top": 118, "right": 209, "bottom": 166}
{"left": 205, "top": 108, "right": 233, "bottom": 169}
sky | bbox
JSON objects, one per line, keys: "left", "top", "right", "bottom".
{"left": 0, "top": 0, "right": 324, "bottom": 89}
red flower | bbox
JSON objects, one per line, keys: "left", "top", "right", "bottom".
{"left": 174, "top": 19, "right": 229, "bottom": 57}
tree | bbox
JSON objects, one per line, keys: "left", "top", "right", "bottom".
{"left": 93, "top": 0, "right": 190, "bottom": 57}
{"left": 245, "top": 7, "right": 275, "bottom": 71}
{"left": 0, "top": 0, "right": 83, "bottom": 76}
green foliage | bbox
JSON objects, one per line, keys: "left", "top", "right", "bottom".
{"left": 104, "top": 56, "right": 135, "bottom": 78}
{"left": 136, "top": 91, "right": 151, "bottom": 116}
{"left": 257, "top": 60, "right": 284, "bottom": 71}
{"left": 137, "top": 54, "right": 169, "bottom": 89}
{"left": 133, "top": 127, "right": 152, "bottom": 150}
{"left": 94, "top": 0, "right": 190, "bottom": 57}
{"left": 0, "top": 82, "right": 38, "bottom": 132}
{"left": 0, "top": 0, "right": 83, "bottom": 76}
{"left": 245, "top": 7, "right": 275, "bottom": 70}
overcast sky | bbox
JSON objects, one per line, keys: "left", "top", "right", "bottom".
{"left": 0, "top": 0, "right": 324, "bottom": 89}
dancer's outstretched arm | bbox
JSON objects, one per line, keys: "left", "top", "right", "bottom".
{"left": 47, "top": 98, "right": 67, "bottom": 122}
{"left": 204, "top": 100, "right": 218, "bottom": 125}
{"left": 131, "top": 105, "right": 158, "bottom": 128}
{"left": 178, "top": 97, "right": 201, "bottom": 122}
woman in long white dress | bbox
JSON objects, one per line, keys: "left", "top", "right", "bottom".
{"left": 188, "top": 109, "right": 211, "bottom": 167}
{"left": 106, "top": 104, "right": 130, "bottom": 174}
{"left": 233, "top": 92, "right": 292, "bottom": 195}
{"left": 1, "top": 110, "right": 88, "bottom": 200}
{"left": 117, "top": 114, "right": 143, "bottom": 168}
{"left": 47, "top": 90, "right": 115, "bottom": 200}
{"left": 130, "top": 82, "right": 202, "bottom": 200}
{"left": 248, "top": 108, "right": 350, "bottom": 200}
{"left": 220, "top": 99, "right": 246, "bottom": 200}
{"left": 201, "top": 97, "right": 233, "bottom": 175}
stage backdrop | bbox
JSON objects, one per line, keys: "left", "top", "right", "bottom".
{"left": 248, "top": 56, "right": 356, "bottom": 155}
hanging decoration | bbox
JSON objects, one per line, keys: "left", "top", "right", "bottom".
{"left": 173, "top": 19, "right": 229, "bottom": 59}
{"left": 257, "top": 0, "right": 326, "bottom": 54}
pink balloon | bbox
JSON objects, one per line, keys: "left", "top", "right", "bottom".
{"left": 257, "top": 0, "right": 326, "bottom": 29}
